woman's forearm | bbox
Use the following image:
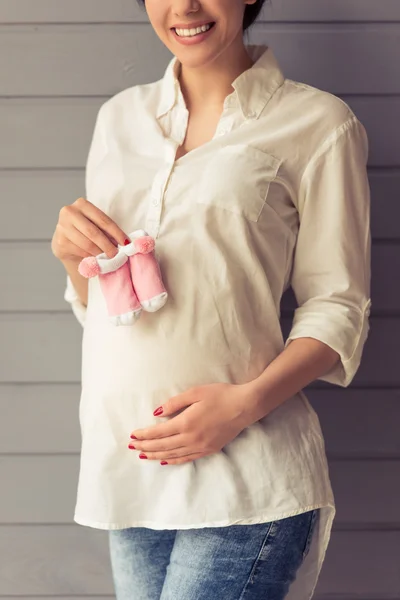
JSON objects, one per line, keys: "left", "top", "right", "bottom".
{"left": 240, "top": 338, "right": 340, "bottom": 425}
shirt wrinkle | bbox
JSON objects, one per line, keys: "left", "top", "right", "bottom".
{"left": 298, "top": 115, "right": 365, "bottom": 198}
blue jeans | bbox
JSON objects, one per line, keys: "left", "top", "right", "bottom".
{"left": 108, "top": 508, "right": 319, "bottom": 599}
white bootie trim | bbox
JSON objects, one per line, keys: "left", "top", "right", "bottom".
{"left": 120, "top": 229, "right": 153, "bottom": 257}
{"left": 140, "top": 292, "right": 168, "bottom": 313}
{"left": 109, "top": 307, "right": 142, "bottom": 326}
{"left": 96, "top": 250, "right": 128, "bottom": 274}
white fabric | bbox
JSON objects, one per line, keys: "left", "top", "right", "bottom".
{"left": 64, "top": 44, "right": 371, "bottom": 599}
{"left": 64, "top": 274, "right": 87, "bottom": 327}
{"left": 96, "top": 249, "right": 128, "bottom": 274}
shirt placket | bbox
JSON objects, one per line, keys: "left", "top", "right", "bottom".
{"left": 144, "top": 95, "right": 236, "bottom": 239}
{"left": 144, "top": 164, "right": 170, "bottom": 239}
{"left": 145, "top": 106, "right": 189, "bottom": 239}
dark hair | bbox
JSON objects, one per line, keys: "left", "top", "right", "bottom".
{"left": 136, "top": 0, "right": 268, "bottom": 34}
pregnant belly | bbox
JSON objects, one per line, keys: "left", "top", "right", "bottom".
{"left": 81, "top": 309, "right": 253, "bottom": 396}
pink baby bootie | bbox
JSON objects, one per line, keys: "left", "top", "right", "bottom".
{"left": 78, "top": 249, "right": 142, "bottom": 326}
{"left": 123, "top": 230, "right": 168, "bottom": 312}
{"left": 78, "top": 229, "right": 168, "bottom": 325}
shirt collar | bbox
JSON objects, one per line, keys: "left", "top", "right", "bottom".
{"left": 156, "top": 44, "right": 285, "bottom": 122}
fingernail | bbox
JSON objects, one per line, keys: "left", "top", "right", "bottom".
{"left": 124, "top": 238, "right": 131, "bottom": 245}
{"left": 130, "top": 435, "right": 138, "bottom": 439}
{"left": 139, "top": 453, "right": 147, "bottom": 459}
{"left": 160, "top": 461, "right": 168, "bottom": 465}
{"left": 128, "top": 444, "right": 135, "bottom": 449}
{"left": 153, "top": 406, "right": 163, "bottom": 416}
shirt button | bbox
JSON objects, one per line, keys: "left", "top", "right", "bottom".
{"left": 152, "top": 197, "right": 160, "bottom": 207}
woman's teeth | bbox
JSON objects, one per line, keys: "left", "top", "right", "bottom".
{"left": 175, "top": 23, "right": 213, "bottom": 37}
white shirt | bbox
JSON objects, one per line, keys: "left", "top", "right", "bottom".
{"left": 64, "top": 44, "right": 371, "bottom": 599}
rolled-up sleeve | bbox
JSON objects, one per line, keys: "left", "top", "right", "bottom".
{"left": 63, "top": 102, "right": 108, "bottom": 327}
{"left": 284, "top": 115, "right": 372, "bottom": 387}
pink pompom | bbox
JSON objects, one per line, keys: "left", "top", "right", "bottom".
{"left": 78, "top": 256, "right": 100, "bottom": 278}
{"left": 134, "top": 235, "right": 155, "bottom": 254}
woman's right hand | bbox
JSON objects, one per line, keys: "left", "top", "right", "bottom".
{"left": 51, "top": 197, "right": 130, "bottom": 263}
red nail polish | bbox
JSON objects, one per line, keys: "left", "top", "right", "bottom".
{"left": 153, "top": 406, "right": 163, "bottom": 416}
{"left": 139, "top": 453, "right": 147, "bottom": 459}
{"left": 130, "top": 435, "right": 138, "bottom": 439}
{"left": 124, "top": 238, "right": 131, "bottom": 245}
{"left": 160, "top": 461, "right": 168, "bottom": 465}
{"left": 129, "top": 444, "right": 136, "bottom": 449}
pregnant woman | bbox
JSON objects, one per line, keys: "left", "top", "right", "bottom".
{"left": 51, "top": 0, "right": 372, "bottom": 598}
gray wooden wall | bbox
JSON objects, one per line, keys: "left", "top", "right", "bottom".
{"left": 1, "top": 1, "right": 399, "bottom": 598}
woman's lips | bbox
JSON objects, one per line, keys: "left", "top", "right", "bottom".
{"left": 171, "top": 22, "right": 216, "bottom": 45}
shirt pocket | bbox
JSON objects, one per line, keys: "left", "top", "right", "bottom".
{"left": 195, "top": 143, "right": 282, "bottom": 222}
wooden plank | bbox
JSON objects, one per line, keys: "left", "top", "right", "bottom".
{"left": 1, "top": 385, "right": 398, "bottom": 458}
{"left": 0, "top": 98, "right": 398, "bottom": 169}
{"left": 0, "top": 170, "right": 397, "bottom": 241}
{"left": 0, "top": 314, "right": 396, "bottom": 386}
{"left": 0, "top": 170, "right": 85, "bottom": 241}
{"left": 1, "top": 0, "right": 400, "bottom": 22}
{"left": 0, "top": 243, "right": 69, "bottom": 311}
{"left": 0, "top": 525, "right": 113, "bottom": 595}
{"left": 263, "top": 0, "right": 400, "bottom": 21}
{"left": 0, "top": 241, "right": 394, "bottom": 312}
{"left": 314, "top": 531, "right": 400, "bottom": 597}
{"left": 253, "top": 24, "right": 400, "bottom": 94}
{"left": 0, "top": 315, "right": 82, "bottom": 383}
{"left": 0, "top": 384, "right": 82, "bottom": 453}
{"left": 369, "top": 171, "right": 400, "bottom": 240}
{"left": 329, "top": 461, "right": 400, "bottom": 525}
{"left": 346, "top": 96, "right": 400, "bottom": 166}
{"left": 0, "top": 25, "right": 167, "bottom": 96}
{"left": 0, "top": 456, "right": 398, "bottom": 526}
{"left": 1, "top": 24, "right": 400, "bottom": 95}
{"left": 308, "top": 388, "right": 400, "bottom": 459}
{"left": 0, "top": 526, "right": 399, "bottom": 596}
{"left": 0, "top": 99, "right": 102, "bottom": 169}
{"left": 314, "top": 597, "right": 394, "bottom": 600}
{"left": 0, "top": 0, "right": 138, "bottom": 22}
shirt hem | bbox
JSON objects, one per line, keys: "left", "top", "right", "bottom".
{"left": 73, "top": 501, "right": 334, "bottom": 531}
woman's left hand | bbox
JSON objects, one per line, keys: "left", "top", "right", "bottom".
{"left": 128, "top": 382, "right": 254, "bottom": 465}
